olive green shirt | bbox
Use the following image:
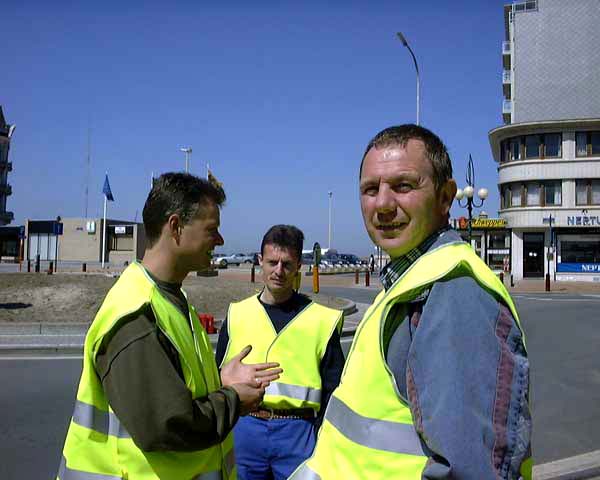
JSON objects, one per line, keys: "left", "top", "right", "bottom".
{"left": 95, "top": 271, "right": 239, "bottom": 452}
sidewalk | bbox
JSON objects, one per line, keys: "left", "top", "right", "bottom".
{"left": 508, "top": 278, "right": 600, "bottom": 294}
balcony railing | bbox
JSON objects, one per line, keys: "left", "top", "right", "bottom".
{"left": 502, "top": 41, "right": 512, "bottom": 55}
{"left": 0, "top": 184, "right": 12, "bottom": 196}
{"left": 0, "top": 211, "right": 14, "bottom": 225}
{"left": 0, "top": 161, "right": 12, "bottom": 172}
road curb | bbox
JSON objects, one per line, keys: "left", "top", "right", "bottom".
{"left": 534, "top": 450, "right": 600, "bottom": 480}
{"left": 0, "top": 298, "right": 359, "bottom": 349}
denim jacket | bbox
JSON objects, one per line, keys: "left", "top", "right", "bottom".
{"left": 384, "top": 229, "right": 532, "bottom": 479}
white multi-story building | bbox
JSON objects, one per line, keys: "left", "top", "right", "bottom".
{"left": 489, "top": 0, "right": 600, "bottom": 282}
{"left": 0, "top": 106, "right": 15, "bottom": 226}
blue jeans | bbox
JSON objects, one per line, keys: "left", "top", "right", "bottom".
{"left": 234, "top": 415, "right": 316, "bottom": 480}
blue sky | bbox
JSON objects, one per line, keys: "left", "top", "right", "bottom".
{"left": 3, "top": 0, "right": 509, "bottom": 256}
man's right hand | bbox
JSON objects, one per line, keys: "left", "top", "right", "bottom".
{"left": 230, "top": 383, "right": 266, "bottom": 416}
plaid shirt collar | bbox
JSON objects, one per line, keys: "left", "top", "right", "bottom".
{"left": 380, "top": 225, "right": 452, "bottom": 291}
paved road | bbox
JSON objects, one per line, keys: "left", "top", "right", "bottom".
{"left": 301, "top": 284, "right": 380, "bottom": 305}
{"left": 1, "top": 291, "right": 599, "bottom": 478}
{"left": 0, "top": 355, "right": 79, "bottom": 479}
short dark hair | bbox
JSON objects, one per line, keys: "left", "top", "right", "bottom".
{"left": 143, "top": 172, "right": 226, "bottom": 247}
{"left": 359, "top": 124, "right": 453, "bottom": 190}
{"left": 260, "top": 225, "right": 304, "bottom": 262}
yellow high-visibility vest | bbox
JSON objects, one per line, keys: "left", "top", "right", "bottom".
{"left": 58, "top": 262, "right": 236, "bottom": 480}
{"left": 290, "top": 242, "right": 532, "bottom": 480}
{"left": 222, "top": 294, "right": 343, "bottom": 412}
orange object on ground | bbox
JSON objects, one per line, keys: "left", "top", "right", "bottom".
{"left": 197, "top": 313, "right": 217, "bottom": 334}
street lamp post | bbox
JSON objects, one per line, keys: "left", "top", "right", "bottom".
{"left": 455, "top": 154, "right": 488, "bottom": 244}
{"left": 396, "top": 32, "right": 420, "bottom": 125}
{"left": 542, "top": 214, "right": 555, "bottom": 292}
{"left": 328, "top": 191, "right": 333, "bottom": 250}
{"left": 180, "top": 147, "right": 192, "bottom": 173}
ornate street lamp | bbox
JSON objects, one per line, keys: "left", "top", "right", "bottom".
{"left": 455, "top": 154, "right": 488, "bottom": 244}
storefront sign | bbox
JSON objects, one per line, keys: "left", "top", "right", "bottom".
{"left": 471, "top": 218, "right": 507, "bottom": 229}
{"left": 557, "top": 263, "right": 600, "bottom": 273}
{"left": 114, "top": 226, "right": 127, "bottom": 234}
{"left": 488, "top": 248, "right": 510, "bottom": 254}
{"left": 456, "top": 217, "right": 507, "bottom": 229}
{"left": 567, "top": 216, "right": 600, "bottom": 226}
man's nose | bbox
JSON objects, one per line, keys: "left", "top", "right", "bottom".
{"left": 274, "top": 261, "right": 284, "bottom": 275}
{"left": 375, "top": 184, "right": 395, "bottom": 212}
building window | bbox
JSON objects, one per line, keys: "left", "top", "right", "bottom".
{"left": 576, "top": 179, "right": 600, "bottom": 205}
{"left": 561, "top": 241, "right": 600, "bottom": 264}
{"left": 526, "top": 183, "right": 540, "bottom": 206}
{"left": 502, "top": 133, "right": 562, "bottom": 162}
{"left": 576, "top": 131, "right": 600, "bottom": 157}
{"left": 502, "top": 182, "right": 557, "bottom": 208}
{"left": 502, "top": 187, "right": 509, "bottom": 208}
{"left": 576, "top": 132, "right": 588, "bottom": 156}
{"left": 543, "top": 181, "right": 562, "bottom": 206}
{"left": 510, "top": 138, "right": 521, "bottom": 161}
{"left": 576, "top": 181, "right": 588, "bottom": 205}
{"left": 110, "top": 234, "right": 134, "bottom": 251}
{"left": 512, "top": 185, "right": 522, "bottom": 207}
{"left": 525, "top": 135, "right": 541, "bottom": 159}
{"left": 501, "top": 141, "right": 510, "bottom": 163}
{"left": 0, "top": 239, "right": 18, "bottom": 256}
{"left": 544, "top": 133, "right": 562, "bottom": 157}
{"left": 501, "top": 187, "right": 507, "bottom": 208}
{"left": 489, "top": 231, "right": 510, "bottom": 249}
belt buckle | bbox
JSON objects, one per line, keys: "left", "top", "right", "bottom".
{"left": 266, "top": 407, "right": 274, "bottom": 420}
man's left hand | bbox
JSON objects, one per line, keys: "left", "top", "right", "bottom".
{"left": 221, "top": 345, "right": 283, "bottom": 388}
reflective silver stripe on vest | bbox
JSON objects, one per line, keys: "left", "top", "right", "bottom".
{"left": 224, "top": 447, "right": 235, "bottom": 476}
{"left": 192, "top": 471, "right": 222, "bottom": 480}
{"left": 72, "top": 400, "right": 131, "bottom": 439}
{"left": 58, "top": 456, "right": 123, "bottom": 480}
{"left": 288, "top": 462, "right": 321, "bottom": 480}
{"left": 265, "top": 382, "right": 321, "bottom": 404}
{"left": 326, "top": 396, "right": 425, "bottom": 456}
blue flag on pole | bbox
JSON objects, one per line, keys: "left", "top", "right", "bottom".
{"left": 103, "top": 174, "right": 114, "bottom": 202}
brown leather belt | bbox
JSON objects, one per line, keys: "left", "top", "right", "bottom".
{"left": 249, "top": 407, "right": 316, "bottom": 420}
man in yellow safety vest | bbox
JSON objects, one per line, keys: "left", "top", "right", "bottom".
{"left": 58, "top": 172, "right": 282, "bottom": 480}
{"left": 216, "top": 225, "right": 345, "bottom": 480}
{"left": 290, "top": 125, "right": 533, "bottom": 480}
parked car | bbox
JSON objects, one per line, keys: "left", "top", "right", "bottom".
{"left": 218, "top": 253, "right": 254, "bottom": 266}
{"left": 301, "top": 252, "right": 314, "bottom": 265}
{"left": 339, "top": 254, "right": 364, "bottom": 267}
{"left": 211, "top": 253, "right": 228, "bottom": 268}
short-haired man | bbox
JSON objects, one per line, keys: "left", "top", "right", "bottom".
{"left": 290, "top": 125, "right": 533, "bottom": 480}
{"left": 216, "top": 225, "right": 345, "bottom": 480}
{"left": 58, "top": 173, "right": 282, "bottom": 480}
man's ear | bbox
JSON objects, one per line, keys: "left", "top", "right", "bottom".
{"left": 439, "top": 179, "right": 457, "bottom": 216}
{"left": 167, "top": 214, "right": 182, "bottom": 241}
{"left": 258, "top": 254, "right": 263, "bottom": 267}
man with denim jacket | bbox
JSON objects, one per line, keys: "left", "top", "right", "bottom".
{"left": 290, "top": 125, "right": 532, "bottom": 480}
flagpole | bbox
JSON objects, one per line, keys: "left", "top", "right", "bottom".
{"left": 102, "top": 194, "right": 107, "bottom": 268}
